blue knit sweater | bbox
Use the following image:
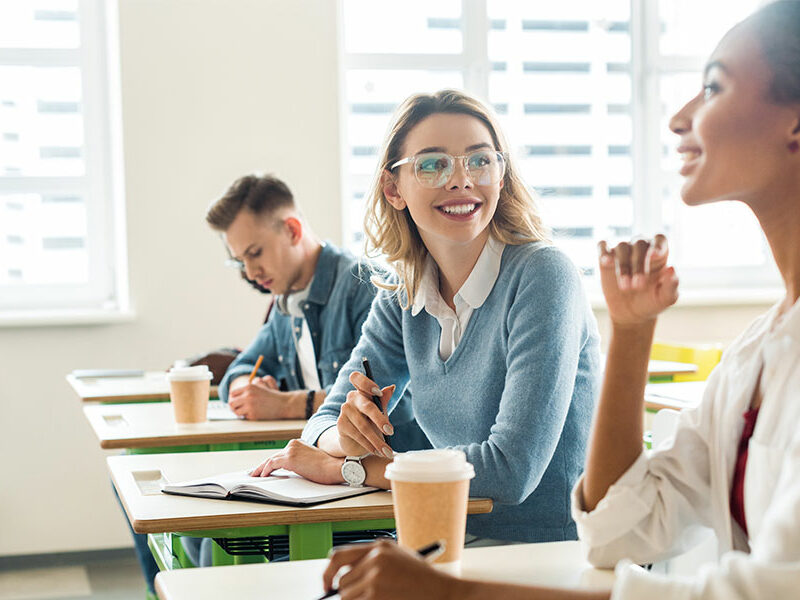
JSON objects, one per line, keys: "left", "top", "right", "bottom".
{"left": 302, "top": 242, "right": 601, "bottom": 542}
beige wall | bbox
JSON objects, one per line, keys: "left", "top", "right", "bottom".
{"left": 0, "top": 0, "right": 340, "bottom": 556}
{"left": 594, "top": 304, "right": 771, "bottom": 351}
{"left": 0, "top": 1, "right": 776, "bottom": 557}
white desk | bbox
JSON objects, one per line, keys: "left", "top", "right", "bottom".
{"left": 108, "top": 449, "right": 492, "bottom": 563}
{"left": 647, "top": 360, "right": 698, "bottom": 378}
{"left": 155, "top": 541, "right": 614, "bottom": 600}
{"left": 644, "top": 381, "right": 706, "bottom": 412}
{"left": 67, "top": 370, "right": 218, "bottom": 403}
{"left": 83, "top": 401, "right": 305, "bottom": 450}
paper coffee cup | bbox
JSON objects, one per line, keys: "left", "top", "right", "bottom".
{"left": 385, "top": 449, "right": 475, "bottom": 575}
{"left": 167, "top": 365, "right": 212, "bottom": 423}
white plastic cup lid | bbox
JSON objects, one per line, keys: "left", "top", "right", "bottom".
{"left": 167, "top": 365, "right": 213, "bottom": 382}
{"left": 385, "top": 449, "right": 475, "bottom": 483}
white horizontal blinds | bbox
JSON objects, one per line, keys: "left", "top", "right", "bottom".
{"left": 342, "top": 0, "right": 465, "bottom": 252}
{"left": 654, "top": 0, "right": 778, "bottom": 288}
{"left": 488, "top": 0, "right": 632, "bottom": 276}
{"left": 0, "top": 0, "right": 121, "bottom": 312}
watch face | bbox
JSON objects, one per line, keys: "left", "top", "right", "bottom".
{"left": 342, "top": 460, "right": 366, "bottom": 486}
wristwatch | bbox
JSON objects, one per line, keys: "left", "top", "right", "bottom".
{"left": 341, "top": 455, "right": 367, "bottom": 487}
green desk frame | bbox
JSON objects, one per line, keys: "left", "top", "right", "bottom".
{"left": 147, "top": 518, "right": 397, "bottom": 570}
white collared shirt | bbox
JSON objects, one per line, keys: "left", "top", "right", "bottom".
{"left": 411, "top": 236, "right": 505, "bottom": 360}
{"left": 571, "top": 296, "right": 800, "bottom": 599}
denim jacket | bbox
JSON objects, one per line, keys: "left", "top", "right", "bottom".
{"left": 219, "top": 242, "right": 425, "bottom": 449}
{"left": 219, "top": 242, "right": 376, "bottom": 400}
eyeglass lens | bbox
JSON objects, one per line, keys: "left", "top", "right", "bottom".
{"left": 414, "top": 150, "right": 505, "bottom": 188}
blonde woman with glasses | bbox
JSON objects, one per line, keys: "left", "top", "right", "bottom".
{"left": 251, "top": 89, "right": 602, "bottom": 545}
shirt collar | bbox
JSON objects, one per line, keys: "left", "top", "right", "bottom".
{"left": 458, "top": 236, "right": 504, "bottom": 309}
{"left": 410, "top": 236, "right": 505, "bottom": 316}
{"left": 306, "top": 242, "right": 338, "bottom": 305}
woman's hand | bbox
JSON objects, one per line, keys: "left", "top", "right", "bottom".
{"left": 323, "top": 540, "right": 456, "bottom": 600}
{"left": 337, "top": 371, "right": 395, "bottom": 458}
{"left": 249, "top": 439, "right": 345, "bottom": 485}
{"left": 598, "top": 234, "right": 679, "bottom": 326}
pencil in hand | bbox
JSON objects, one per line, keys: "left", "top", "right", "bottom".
{"left": 248, "top": 355, "right": 264, "bottom": 384}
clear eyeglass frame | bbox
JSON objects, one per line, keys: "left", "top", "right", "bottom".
{"left": 390, "top": 149, "right": 507, "bottom": 188}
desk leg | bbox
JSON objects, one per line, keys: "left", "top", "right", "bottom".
{"left": 148, "top": 533, "right": 194, "bottom": 571}
{"left": 289, "top": 522, "right": 333, "bottom": 560}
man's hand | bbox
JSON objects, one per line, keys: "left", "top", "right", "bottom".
{"left": 228, "top": 375, "right": 300, "bottom": 420}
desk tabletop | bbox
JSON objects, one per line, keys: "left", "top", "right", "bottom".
{"left": 109, "top": 449, "right": 493, "bottom": 534}
{"left": 155, "top": 541, "right": 614, "bottom": 600}
{"left": 645, "top": 381, "right": 707, "bottom": 412}
{"left": 647, "top": 359, "right": 698, "bottom": 377}
{"left": 83, "top": 402, "right": 306, "bottom": 449}
{"left": 67, "top": 371, "right": 218, "bottom": 403}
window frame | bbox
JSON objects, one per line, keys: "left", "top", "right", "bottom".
{"left": 339, "top": 0, "right": 782, "bottom": 301}
{"left": 0, "top": 0, "right": 130, "bottom": 326}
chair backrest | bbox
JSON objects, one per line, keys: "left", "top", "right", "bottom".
{"left": 651, "top": 408, "right": 681, "bottom": 451}
{"left": 651, "top": 342, "right": 723, "bottom": 382}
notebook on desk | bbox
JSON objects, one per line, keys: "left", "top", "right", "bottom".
{"left": 207, "top": 401, "right": 242, "bottom": 421}
{"left": 161, "top": 469, "right": 378, "bottom": 506}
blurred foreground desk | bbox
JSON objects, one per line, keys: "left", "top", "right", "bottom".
{"left": 109, "top": 449, "right": 493, "bottom": 565}
{"left": 155, "top": 541, "right": 614, "bottom": 600}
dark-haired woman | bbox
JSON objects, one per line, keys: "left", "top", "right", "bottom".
{"left": 322, "top": 2, "right": 800, "bottom": 598}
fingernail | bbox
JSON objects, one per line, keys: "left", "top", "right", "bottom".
{"left": 383, "top": 424, "right": 394, "bottom": 435}
{"left": 371, "top": 386, "right": 382, "bottom": 396}
{"left": 382, "top": 447, "right": 394, "bottom": 459}
{"left": 632, "top": 274, "right": 644, "bottom": 289}
{"left": 619, "top": 276, "right": 631, "bottom": 290}
{"left": 600, "top": 254, "right": 612, "bottom": 266}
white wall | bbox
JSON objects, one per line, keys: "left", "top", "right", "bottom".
{"left": 0, "top": 0, "right": 776, "bottom": 557}
{"left": 0, "top": 0, "right": 341, "bottom": 556}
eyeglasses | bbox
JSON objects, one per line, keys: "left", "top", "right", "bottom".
{"left": 390, "top": 149, "right": 506, "bottom": 189}
{"left": 224, "top": 258, "right": 245, "bottom": 270}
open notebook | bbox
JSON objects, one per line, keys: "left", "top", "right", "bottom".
{"left": 161, "top": 469, "right": 378, "bottom": 506}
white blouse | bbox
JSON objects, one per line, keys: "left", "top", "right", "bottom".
{"left": 411, "top": 236, "right": 504, "bottom": 361}
{"left": 571, "top": 298, "right": 800, "bottom": 600}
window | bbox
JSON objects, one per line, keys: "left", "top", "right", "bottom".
{"left": 0, "top": 0, "right": 127, "bottom": 323}
{"left": 340, "top": 0, "right": 777, "bottom": 296}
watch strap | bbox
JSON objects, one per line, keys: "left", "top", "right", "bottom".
{"left": 305, "top": 390, "right": 315, "bottom": 419}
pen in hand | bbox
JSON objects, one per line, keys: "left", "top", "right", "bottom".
{"left": 315, "top": 540, "right": 446, "bottom": 600}
{"left": 361, "top": 357, "right": 383, "bottom": 414}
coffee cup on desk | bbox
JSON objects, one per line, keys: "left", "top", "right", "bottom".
{"left": 385, "top": 449, "right": 475, "bottom": 575}
{"left": 167, "top": 365, "right": 213, "bottom": 423}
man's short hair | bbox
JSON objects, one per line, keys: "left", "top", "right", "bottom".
{"left": 206, "top": 174, "right": 295, "bottom": 231}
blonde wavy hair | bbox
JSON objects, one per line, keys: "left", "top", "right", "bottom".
{"left": 364, "top": 89, "right": 551, "bottom": 308}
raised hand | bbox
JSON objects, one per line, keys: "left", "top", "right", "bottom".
{"left": 598, "top": 234, "right": 679, "bottom": 326}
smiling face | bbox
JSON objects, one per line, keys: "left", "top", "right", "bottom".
{"left": 669, "top": 22, "right": 800, "bottom": 207}
{"left": 223, "top": 209, "right": 303, "bottom": 296}
{"left": 383, "top": 112, "right": 504, "bottom": 253}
